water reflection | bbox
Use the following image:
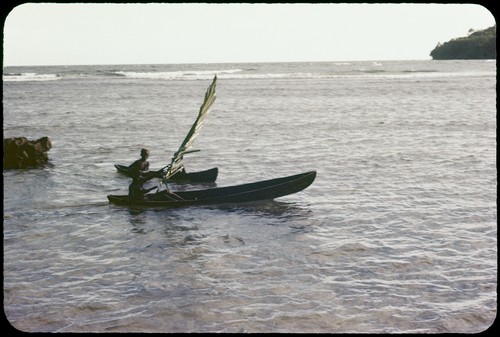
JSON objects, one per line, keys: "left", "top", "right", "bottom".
{"left": 125, "top": 199, "right": 314, "bottom": 237}
{"left": 123, "top": 199, "right": 311, "bottom": 215}
{"left": 127, "top": 210, "right": 148, "bottom": 233}
{"left": 207, "top": 200, "right": 314, "bottom": 220}
{"left": 126, "top": 207, "right": 204, "bottom": 247}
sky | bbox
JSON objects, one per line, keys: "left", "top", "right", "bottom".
{"left": 2, "top": 3, "right": 496, "bottom": 66}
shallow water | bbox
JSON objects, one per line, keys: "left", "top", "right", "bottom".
{"left": 3, "top": 60, "right": 497, "bottom": 333}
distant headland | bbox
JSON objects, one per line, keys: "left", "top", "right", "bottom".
{"left": 430, "top": 25, "right": 496, "bottom": 60}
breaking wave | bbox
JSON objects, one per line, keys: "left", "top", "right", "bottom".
{"left": 3, "top": 72, "right": 61, "bottom": 82}
{"left": 3, "top": 60, "right": 495, "bottom": 82}
{"left": 114, "top": 68, "right": 243, "bottom": 80}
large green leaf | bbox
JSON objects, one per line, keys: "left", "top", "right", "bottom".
{"left": 165, "top": 75, "right": 217, "bottom": 179}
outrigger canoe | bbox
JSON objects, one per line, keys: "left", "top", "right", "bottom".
{"left": 114, "top": 164, "right": 218, "bottom": 183}
{"left": 108, "top": 171, "right": 316, "bottom": 208}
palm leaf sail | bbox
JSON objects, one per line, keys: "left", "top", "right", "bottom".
{"left": 164, "top": 75, "right": 217, "bottom": 179}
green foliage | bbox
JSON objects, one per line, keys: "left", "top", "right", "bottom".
{"left": 430, "top": 25, "right": 496, "bottom": 60}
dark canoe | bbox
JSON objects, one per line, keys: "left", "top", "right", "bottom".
{"left": 107, "top": 171, "right": 316, "bottom": 208}
{"left": 114, "top": 164, "right": 218, "bottom": 183}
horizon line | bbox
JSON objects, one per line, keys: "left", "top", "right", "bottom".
{"left": 3, "top": 58, "right": 439, "bottom": 67}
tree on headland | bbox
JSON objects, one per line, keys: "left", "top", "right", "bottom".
{"left": 430, "top": 25, "right": 496, "bottom": 60}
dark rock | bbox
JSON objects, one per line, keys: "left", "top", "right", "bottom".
{"left": 3, "top": 136, "right": 52, "bottom": 169}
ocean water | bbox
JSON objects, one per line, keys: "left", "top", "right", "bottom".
{"left": 3, "top": 60, "right": 497, "bottom": 333}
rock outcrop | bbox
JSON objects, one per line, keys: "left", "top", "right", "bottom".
{"left": 3, "top": 136, "right": 52, "bottom": 169}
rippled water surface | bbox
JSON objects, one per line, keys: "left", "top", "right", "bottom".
{"left": 3, "top": 60, "right": 497, "bottom": 333}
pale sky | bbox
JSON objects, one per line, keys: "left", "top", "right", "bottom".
{"left": 2, "top": 3, "right": 496, "bottom": 66}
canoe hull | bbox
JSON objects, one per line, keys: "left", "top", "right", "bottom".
{"left": 114, "top": 165, "right": 218, "bottom": 183}
{"left": 107, "top": 171, "right": 316, "bottom": 208}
